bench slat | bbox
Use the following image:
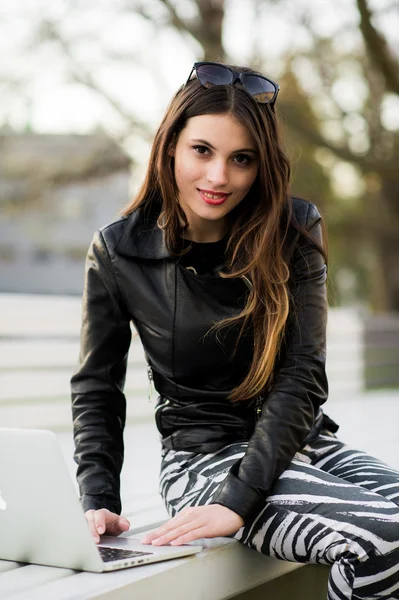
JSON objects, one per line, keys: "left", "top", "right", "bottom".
{"left": 0, "top": 340, "right": 146, "bottom": 370}
{"left": 0, "top": 563, "right": 74, "bottom": 598}
{"left": 0, "top": 369, "right": 148, "bottom": 401}
{"left": 0, "top": 560, "right": 21, "bottom": 573}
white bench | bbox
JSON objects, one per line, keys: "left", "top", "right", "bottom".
{"left": 1, "top": 525, "right": 316, "bottom": 600}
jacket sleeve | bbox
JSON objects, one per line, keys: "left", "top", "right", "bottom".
{"left": 212, "top": 204, "right": 328, "bottom": 521}
{"left": 71, "top": 230, "right": 132, "bottom": 514}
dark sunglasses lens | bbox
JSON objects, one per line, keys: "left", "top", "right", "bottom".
{"left": 242, "top": 74, "right": 277, "bottom": 103}
{"left": 196, "top": 64, "right": 233, "bottom": 88}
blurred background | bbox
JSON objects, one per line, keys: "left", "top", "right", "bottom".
{"left": 0, "top": 0, "right": 398, "bottom": 503}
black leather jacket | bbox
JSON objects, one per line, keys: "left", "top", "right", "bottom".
{"left": 71, "top": 196, "right": 338, "bottom": 521}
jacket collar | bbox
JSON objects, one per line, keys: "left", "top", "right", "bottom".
{"left": 114, "top": 198, "right": 298, "bottom": 262}
{"left": 115, "top": 203, "right": 173, "bottom": 260}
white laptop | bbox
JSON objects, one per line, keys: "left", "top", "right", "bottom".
{"left": 0, "top": 428, "right": 202, "bottom": 572}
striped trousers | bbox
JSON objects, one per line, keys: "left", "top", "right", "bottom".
{"left": 159, "top": 433, "right": 399, "bottom": 599}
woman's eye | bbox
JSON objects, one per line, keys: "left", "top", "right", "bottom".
{"left": 193, "top": 145, "right": 210, "bottom": 155}
{"left": 234, "top": 154, "right": 251, "bottom": 165}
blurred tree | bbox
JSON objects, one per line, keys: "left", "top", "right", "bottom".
{"left": 357, "top": 0, "right": 399, "bottom": 96}
{"left": 2, "top": 0, "right": 398, "bottom": 309}
{"left": 136, "top": 0, "right": 226, "bottom": 61}
{"left": 274, "top": 0, "right": 399, "bottom": 311}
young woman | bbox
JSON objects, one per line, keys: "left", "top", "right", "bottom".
{"left": 71, "top": 62, "right": 399, "bottom": 599}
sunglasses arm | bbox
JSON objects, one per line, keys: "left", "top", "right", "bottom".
{"left": 184, "top": 67, "right": 196, "bottom": 86}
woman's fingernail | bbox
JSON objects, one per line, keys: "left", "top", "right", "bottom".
{"left": 97, "top": 526, "right": 104, "bottom": 534}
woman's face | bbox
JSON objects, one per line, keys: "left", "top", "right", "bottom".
{"left": 170, "top": 113, "right": 259, "bottom": 241}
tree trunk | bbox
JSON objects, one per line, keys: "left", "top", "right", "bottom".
{"left": 376, "top": 178, "right": 399, "bottom": 311}
{"left": 195, "top": 0, "right": 226, "bottom": 61}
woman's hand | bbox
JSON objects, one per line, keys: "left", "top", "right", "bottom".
{"left": 85, "top": 508, "right": 130, "bottom": 544}
{"left": 141, "top": 504, "right": 244, "bottom": 546}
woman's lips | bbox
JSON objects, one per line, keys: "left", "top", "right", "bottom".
{"left": 198, "top": 189, "right": 231, "bottom": 205}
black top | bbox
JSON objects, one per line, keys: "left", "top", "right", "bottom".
{"left": 178, "top": 235, "right": 228, "bottom": 275}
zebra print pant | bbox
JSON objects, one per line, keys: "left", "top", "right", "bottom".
{"left": 159, "top": 433, "right": 399, "bottom": 600}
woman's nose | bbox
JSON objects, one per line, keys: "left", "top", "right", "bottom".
{"left": 206, "top": 160, "right": 229, "bottom": 187}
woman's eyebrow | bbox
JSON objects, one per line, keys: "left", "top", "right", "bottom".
{"left": 190, "top": 138, "right": 258, "bottom": 154}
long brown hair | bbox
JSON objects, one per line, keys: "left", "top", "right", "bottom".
{"left": 123, "top": 67, "right": 298, "bottom": 402}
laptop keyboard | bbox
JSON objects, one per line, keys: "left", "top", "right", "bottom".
{"left": 98, "top": 546, "right": 153, "bottom": 563}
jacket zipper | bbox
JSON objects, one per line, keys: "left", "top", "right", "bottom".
{"left": 255, "top": 395, "right": 263, "bottom": 421}
{"left": 154, "top": 397, "right": 170, "bottom": 416}
{"left": 147, "top": 365, "right": 154, "bottom": 402}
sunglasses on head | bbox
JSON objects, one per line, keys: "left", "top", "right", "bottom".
{"left": 185, "top": 62, "right": 280, "bottom": 106}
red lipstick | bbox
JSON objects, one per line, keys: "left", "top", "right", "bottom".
{"left": 198, "top": 189, "right": 231, "bottom": 206}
